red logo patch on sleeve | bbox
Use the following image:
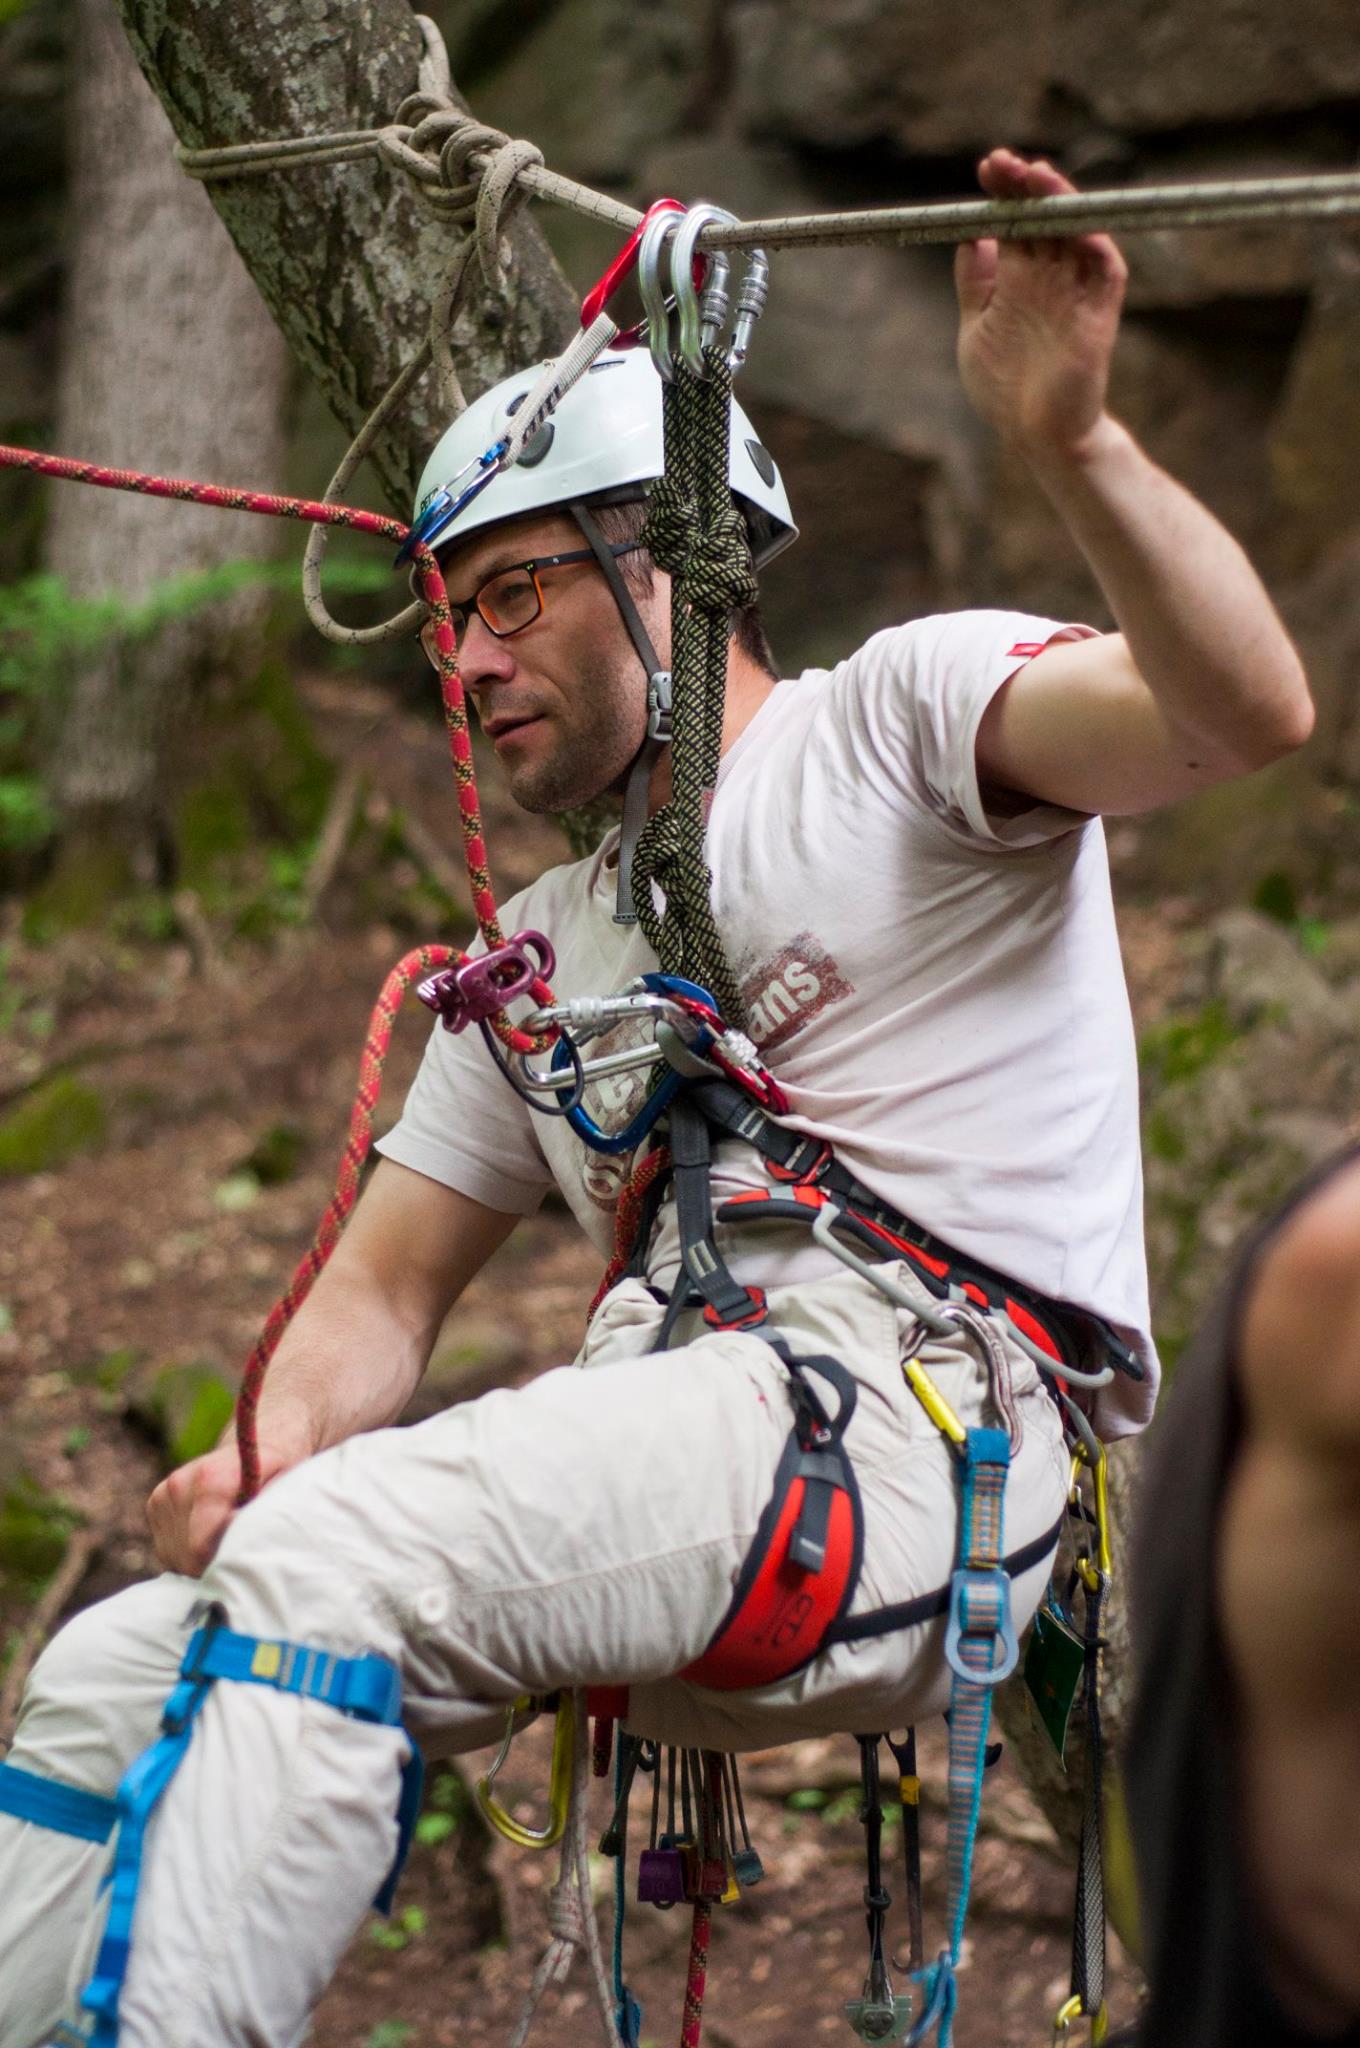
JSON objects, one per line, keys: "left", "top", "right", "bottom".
{"left": 1006, "top": 641, "right": 1047, "bottom": 658}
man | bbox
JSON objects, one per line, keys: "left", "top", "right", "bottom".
{"left": 1129, "top": 1147, "right": 1360, "bottom": 2048}
{"left": 0, "top": 150, "right": 1312, "bottom": 2047}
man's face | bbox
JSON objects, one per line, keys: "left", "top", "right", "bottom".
{"left": 423, "top": 512, "right": 661, "bottom": 816}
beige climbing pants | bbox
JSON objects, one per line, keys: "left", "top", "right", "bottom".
{"left": 0, "top": 1261, "right": 1069, "bottom": 2048}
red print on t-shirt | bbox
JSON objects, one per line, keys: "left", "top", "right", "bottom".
{"left": 739, "top": 935, "right": 855, "bottom": 1055}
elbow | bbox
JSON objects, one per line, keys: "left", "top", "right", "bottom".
{"left": 1240, "top": 657, "right": 1315, "bottom": 770}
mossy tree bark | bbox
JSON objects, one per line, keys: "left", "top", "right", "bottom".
{"left": 110, "top": 0, "right": 578, "bottom": 513}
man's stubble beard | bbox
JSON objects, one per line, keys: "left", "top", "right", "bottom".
{"left": 507, "top": 657, "right": 646, "bottom": 817}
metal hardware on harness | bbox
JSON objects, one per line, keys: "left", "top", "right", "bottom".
{"left": 417, "top": 929, "right": 555, "bottom": 1034}
{"left": 805, "top": 1198, "right": 1117, "bottom": 1389}
{"left": 1053, "top": 1993, "right": 1110, "bottom": 2044}
{"left": 844, "top": 1736, "right": 914, "bottom": 2043}
{"left": 474, "top": 1694, "right": 574, "bottom": 1850}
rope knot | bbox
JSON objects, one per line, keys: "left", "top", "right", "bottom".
{"left": 641, "top": 479, "right": 699, "bottom": 578}
{"left": 687, "top": 511, "right": 758, "bottom": 614}
{"left": 546, "top": 1874, "right": 587, "bottom": 1948}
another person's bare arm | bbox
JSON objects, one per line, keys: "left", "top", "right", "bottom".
{"left": 1218, "top": 1157, "right": 1360, "bottom": 2032}
{"left": 960, "top": 148, "right": 1313, "bottom": 815}
{"left": 146, "top": 1160, "right": 518, "bottom": 1575}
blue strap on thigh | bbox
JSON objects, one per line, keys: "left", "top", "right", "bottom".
{"left": 0, "top": 1762, "right": 119, "bottom": 1843}
{"left": 66, "top": 1605, "right": 421, "bottom": 2048}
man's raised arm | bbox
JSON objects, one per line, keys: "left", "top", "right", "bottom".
{"left": 962, "top": 148, "right": 1314, "bottom": 817}
{"left": 146, "top": 1160, "right": 518, "bottom": 1575}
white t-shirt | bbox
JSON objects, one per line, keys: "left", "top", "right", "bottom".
{"left": 377, "top": 612, "right": 1158, "bottom": 1437}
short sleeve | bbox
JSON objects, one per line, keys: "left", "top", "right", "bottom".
{"left": 375, "top": 1014, "right": 553, "bottom": 1216}
{"left": 849, "top": 611, "right": 1102, "bottom": 850}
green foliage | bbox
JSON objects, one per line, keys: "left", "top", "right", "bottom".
{"left": 240, "top": 1122, "right": 308, "bottom": 1187}
{"left": 0, "top": 774, "right": 55, "bottom": 854}
{"left": 0, "top": 1074, "right": 106, "bottom": 1176}
{"left": 363, "top": 2024, "right": 415, "bottom": 2048}
{"left": 0, "top": 558, "right": 389, "bottom": 882}
{"left": 135, "top": 1360, "right": 236, "bottom": 1468}
{"left": 1137, "top": 999, "right": 1241, "bottom": 1093}
{"left": 1252, "top": 870, "right": 1331, "bottom": 958}
{"left": 0, "top": 1471, "right": 77, "bottom": 1594}
{"left": 367, "top": 1904, "right": 428, "bottom": 1953}
{"left": 414, "top": 1767, "right": 472, "bottom": 1848}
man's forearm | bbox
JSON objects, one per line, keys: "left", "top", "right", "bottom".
{"left": 251, "top": 1265, "right": 436, "bottom": 1458}
{"left": 1024, "top": 414, "right": 1312, "bottom": 766}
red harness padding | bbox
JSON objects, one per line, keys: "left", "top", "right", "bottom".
{"left": 680, "top": 1349, "right": 864, "bottom": 1693}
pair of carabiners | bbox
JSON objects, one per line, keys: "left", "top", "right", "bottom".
{"left": 639, "top": 203, "right": 769, "bottom": 380}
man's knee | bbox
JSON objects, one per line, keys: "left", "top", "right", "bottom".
{"left": 14, "top": 1574, "right": 198, "bottom": 1786}
{"left": 200, "top": 1450, "right": 398, "bottom": 1657}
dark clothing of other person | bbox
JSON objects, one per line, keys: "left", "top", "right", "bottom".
{"left": 1126, "top": 1145, "right": 1360, "bottom": 2048}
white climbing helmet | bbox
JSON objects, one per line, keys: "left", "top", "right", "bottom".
{"left": 409, "top": 347, "right": 797, "bottom": 568}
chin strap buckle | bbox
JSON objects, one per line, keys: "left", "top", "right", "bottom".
{"left": 646, "top": 669, "right": 673, "bottom": 742}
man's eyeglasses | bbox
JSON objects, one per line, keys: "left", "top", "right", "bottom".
{"left": 420, "top": 542, "right": 643, "bottom": 656}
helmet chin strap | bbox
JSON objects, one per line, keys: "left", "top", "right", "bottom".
{"left": 568, "top": 501, "right": 671, "bottom": 926}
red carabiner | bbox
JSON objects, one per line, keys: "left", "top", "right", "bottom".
{"left": 580, "top": 197, "right": 702, "bottom": 348}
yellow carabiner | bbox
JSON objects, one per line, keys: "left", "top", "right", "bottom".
{"left": 1053, "top": 1995, "right": 1108, "bottom": 2044}
{"left": 1070, "top": 1438, "right": 1114, "bottom": 1591}
{"left": 901, "top": 1355, "right": 967, "bottom": 1447}
{"left": 474, "top": 1693, "right": 575, "bottom": 1850}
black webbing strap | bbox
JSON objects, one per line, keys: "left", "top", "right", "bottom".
{"left": 821, "top": 1512, "right": 1065, "bottom": 1649}
{"left": 684, "top": 1079, "right": 1146, "bottom": 1383}
{"left": 654, "top": 1091, "right": 766, "bottom": 1348}
{"left": 1069, "top": 1570, "right": 1108, "bottom": 2018}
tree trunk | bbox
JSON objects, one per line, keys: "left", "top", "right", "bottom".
{"left": 110, "top": 0, "right": 578, "bottom": 514}
{"left": 44, "top": 0, "right": 291, "bottom": 901}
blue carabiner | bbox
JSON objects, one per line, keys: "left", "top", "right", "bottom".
{"left": 394, "top": 438, "right": 510, "bottom": 567}
{"left": 556, "top": 972, "right": 719, "bottom": 1154}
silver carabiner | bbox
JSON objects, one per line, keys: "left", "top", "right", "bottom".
{"left": 728, "top": 247, "right": 769, "bottom": 372}
{"left": 668, "top": 203, "right": 737, "bottom": 376}
{"left": 638, "top": 205, "right": 681, "bottom": 382}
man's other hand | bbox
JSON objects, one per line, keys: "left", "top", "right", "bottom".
{"left": 146, "top": 1427, "right": 310, "bottom": 1577}
{"left": 955, "top": 147, "right": 1128, "bottom": 459}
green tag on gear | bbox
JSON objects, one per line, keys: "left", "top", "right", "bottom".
{"left": 1023, "top": 1605, "right": 1086, "bottom": 1766}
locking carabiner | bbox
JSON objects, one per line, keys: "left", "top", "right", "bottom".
{"left": 474, "top": 1693, "right": 575, "bottom": 1850}
{"left": 668, "top": 204, "right": 737, "bottom": 375}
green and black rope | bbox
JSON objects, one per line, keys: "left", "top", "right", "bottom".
{"left": 634, "top": 348, "right": 755, "bottom": 1029}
